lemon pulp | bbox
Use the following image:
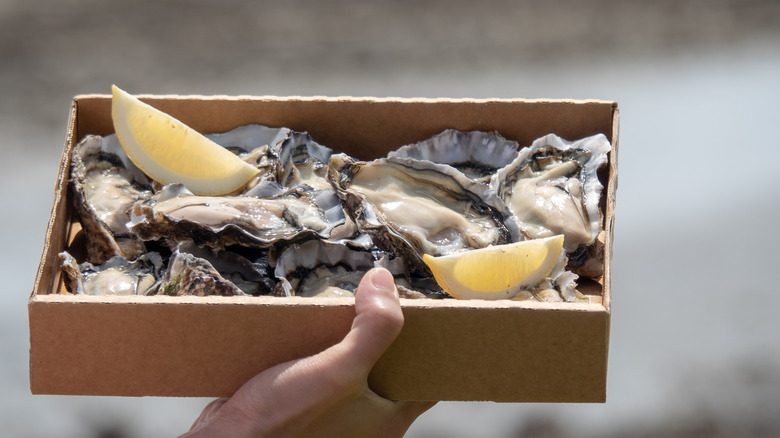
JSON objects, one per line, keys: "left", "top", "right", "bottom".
{"left": 111, "top": 85, "right": 259, "bottom": 196}
{"left": 423, "top": 235, "right": 564, "bottom": 300}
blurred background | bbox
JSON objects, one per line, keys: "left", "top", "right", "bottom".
{"left": 3, "top": 0, "right": 780, "bottom": 436}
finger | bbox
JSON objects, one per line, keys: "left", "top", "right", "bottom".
{"left": 185, "top": 398, "right": 229, "bottom": 433}
{"left": 332, "top": 267, "right": 404, "bottom": 372}
{"left": 260, "top": 267, "right": 403, "bottom": 399}
{"left": 225, "top": 268, "right": 403, "bottom": 415}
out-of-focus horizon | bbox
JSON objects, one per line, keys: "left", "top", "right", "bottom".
{"left": 2, "top": 0, "right": 780, "bottom": 437}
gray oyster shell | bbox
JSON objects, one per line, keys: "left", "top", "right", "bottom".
{"left": 59, "top": 250, "right": 164, "bottom": 296}
{"left": 273, "top": 239, "right": 375, "bottom": 297}
{"left": 389, "top": 129, "right": 519, "bottom": 183}
{"left": 156, "top": 249, "right": 246, "bottom": 296}
{"left": 329, "top": 154, "right": 521, "bottom": 276}
{"left": 491, "top": 133, "right": 611, "bottom": 276}
{"left": 273, "top": 239, "right": 434, "bottom": 298}
{"left": 128, "top": 183, "right": 345, "bottom": 250}
{"left": 174, "top": 240, "right": 276, "bottom": 295}
{"left": 275, "top": 131, "right": 333, "bottom": 190}
{"left": 207, "top": 124, "right": 292, "bottom": 188}
{"left": 70, "top": 135, "right": 152, "bottom": 264}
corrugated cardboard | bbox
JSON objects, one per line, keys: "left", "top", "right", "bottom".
{"left": 29, "top": 95, "right": 619, "bottom": 402}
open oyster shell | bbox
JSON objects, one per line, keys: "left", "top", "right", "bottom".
{"left": 59, "top": 251, "right": 164, "bottom": 296}
{"left": 70, "top": 135, "right": 152, "bottom": 265}
{"left": 128, "top": 183, "right": 345, "bottom": 250}
{"left": 156, "top": 249, "right": 246, "bottom": 296}
{"left": 273, "top": 239, "right": 376, "bottom": 297}
{"left": 389, "top": 129, "right": 520, "bottom": 183}
{"left": 329, "top": 154, "right": 522, "bottom": 276}
{"left": 207, "top": 124, "right": 292, "bottom": 189}
{"left": 274, "top": 130, "right": 333, "bottom": 191}
{"left": 491, "top": 133, "right": 611, "bottom": 276}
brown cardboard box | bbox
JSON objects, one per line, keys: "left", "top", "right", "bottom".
{"left": 29, "top": 95, "right": 618, "bottom": 402}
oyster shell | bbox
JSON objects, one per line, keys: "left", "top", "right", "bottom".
{"left": 329, "top": 154, "right": 521, "bottom": 275}
{"left": 128, "top": 183, "right": 345, "bottom": 249}
{"left": 156, "top": 249, "right": 245, "bottom": 296}
{"left": 275, "top": 130, "right": 333, "bottom": 191}
{"left": 389, "top": 129, "right": 519, "bottom": 183}
{"left": 175, "top": 240, "right": 276, "bottom": 295}
{"left": 491, "top": 133, "right": 610, "bottom": 275}
{"left": 70, "top": 135, "right": 152, "bottom": 264}
{"left": 59, "top": 251, "right": 163, "bottom": 296}
{"left": 273, "top": 239, "right": 431, "bottom": 298}
{"left": 207, "top": 124, "right": 292, "bottom": 188}
{"left": 273, "top": 239, "right": 375, "bottom": 297}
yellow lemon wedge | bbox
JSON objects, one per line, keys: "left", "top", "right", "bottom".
{"left": 422, "top": 235, "right": 565, "bottom": 300}
{"left": 111, "top": 85, "right": 259, "bottom": 196}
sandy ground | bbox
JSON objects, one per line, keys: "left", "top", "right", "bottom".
{"left": 2, "top": 1, "right": 780, "bottom": 437}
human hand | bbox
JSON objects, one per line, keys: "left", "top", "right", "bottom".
{"left": 180, "top": 267, "right": 436, "bottom": 438}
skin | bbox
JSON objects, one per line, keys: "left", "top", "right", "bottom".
{"left": 180, "top": 267, "right": 436, "bottom": 438}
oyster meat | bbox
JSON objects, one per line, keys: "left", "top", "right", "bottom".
{"left": 329, "top": 154, "right": 521, "bottom": 275}
{"left": 60, "top": 251, "right": 163, "bottom": 296}
{"left": 70, "top": 135, "right": 152, "bottom": 264}
{"left": 491, "top": 133, "right": 610, "bottom": 276}
{"left": 128, "top": 183, "right": 345, "bottom": 249}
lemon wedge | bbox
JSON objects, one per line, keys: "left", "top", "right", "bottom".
{"left": 423, "top": 235, "right": 564, "bottom": 300}
{"left": 111, "top": 85, "right": 259, "bottom": 196}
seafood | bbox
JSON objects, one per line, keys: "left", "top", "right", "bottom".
{"left": 207, "top": 124, "right": 292, "bottom": 188}
{"left": 70, "top": 135, "right": 152, "bottom": 264}
{"left": 62, "top": 123, "right": 610, "bottom": 302}
{"left": 60, "top": 251, "right": 163, "bottom": 296}
{"left": 157, "top": 249, "right": 245, "bottom": 296}
{"left": 329, "top": 154, "right": 521, "bottom": 275}
{"left": 491, "top": 133, "right": 611, "bottom": 276}
{"left": 273, "top": 239, "right": 376, "bottom": 297}
{"left": 174, "top": 240, "right": 276, "bottom": 295}
{"left": 389, "top": 129, "right": 519, "bottom": 183}
{"left": 274, "top": 130, "right": 333, "bottom": 190}
{"left": 128, "top": 183, "right": 345, "bottom": 249}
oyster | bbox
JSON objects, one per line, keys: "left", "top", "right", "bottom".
{"left": 207, "top": 124, "right": 292, "bottom": 188}
{"left": 156, "top": 249, "right": 245, "bottom": 296}
{"left": 275, "top": 130, "right": 333, "bottom": 191}
{"left": 329, "top": 154, "right": 521, "bottom": 275}
{"left": 128, "top": 183, "right": 345, "bottom": 249}
{"left": 175, "top": 240, "right": 276, "bottom": 295}
{"left": 59, "top": 251, "right": 163, "bottom": 296}
{"left": 70, "top": 135, "right": 152, "bottom": 264}
{"left": 273, "top": 239, "right": 429, "bottom": 298}
{"left": 273, "top": 239, "right": 375, "bottom": 297}
{"left": 389, "top": 129, "right": 519, "bottom": 183}
{"left": 491, "top": 133, "right": 610, "bottom": 275}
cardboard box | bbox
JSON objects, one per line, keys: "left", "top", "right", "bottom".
{"left": 29, "top": 95, "right": 618, "bottom": 402}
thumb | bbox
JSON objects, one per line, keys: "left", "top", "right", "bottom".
{"left": 336, "top": 267, "right": 404, "bottom": 371}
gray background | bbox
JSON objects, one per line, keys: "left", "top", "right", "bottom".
{"left": 2, "top": 1, "right": 780, "bottom": 437}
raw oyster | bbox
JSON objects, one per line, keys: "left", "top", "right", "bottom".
{"left": 175, "top": 240, "right": 276, "bottom": 295}
{"left": 128, "top": 183, "right": 345, "bottom": 249}
{"left": 70, "top": 135, "right": 152, "bottom": 264}
{"left": 389, "top": 129, "right": 519, "bottom": 183}
{"left": 329, "top": 154, "right": 521, "bottom": 275}
{"left": 59, "top": 251, "right": 163, "bottom": 295}
{"left": 275, "top": 130, "right": 333, "bottom": 191}
{"left": 491, "top": 133, "right": 610, "bottom": 275}
{"left": 207, "top": 124, "right": 292, "bottom": 188}
{"left": 156, "top": 249, "right": 245, "bottom": 296}
{"left": 273, "top": 239, "right": 375, "bottom": 297}
{"left": 273, "top": 239, "right": 428, "bottom": 298}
